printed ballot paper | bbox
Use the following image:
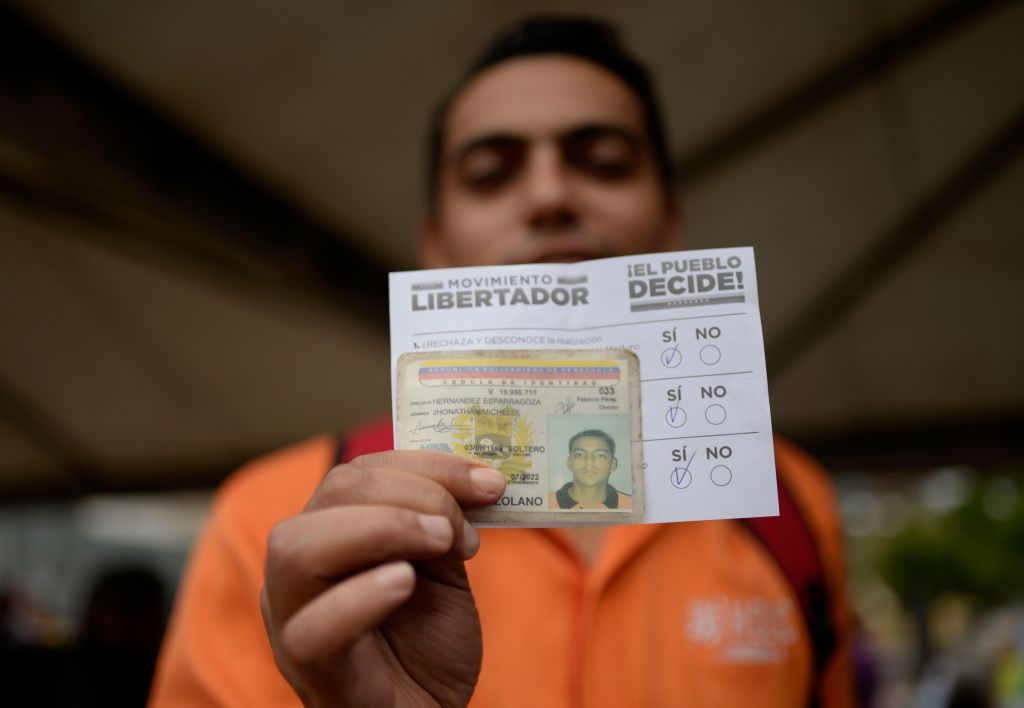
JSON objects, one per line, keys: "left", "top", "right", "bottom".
{"left": 389, "top": 247, "right": 777, "bottom": 527}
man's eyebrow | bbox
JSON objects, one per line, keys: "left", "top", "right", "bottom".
{"left": 452, "top": 133, "right": 525, "bottom": 163}
{"left": 559, "top": 122, "right": 643, "bottom": 145}
{"left": 452, "top": 122, "right": 643, "bottom": 162}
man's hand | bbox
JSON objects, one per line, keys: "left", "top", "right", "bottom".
{"left": 260, "top": 451, "right": 506, "bottom": 708}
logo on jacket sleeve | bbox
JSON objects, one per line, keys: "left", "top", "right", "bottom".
{"left": 684, "top": 595, "right": 798, "bottom": 664}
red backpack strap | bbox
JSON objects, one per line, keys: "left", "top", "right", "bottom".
{"left": 333, "top": 418, "right": 394, "bottom": 467}
{"left": 739, "top": 475, "right": 837, "bottom": 707}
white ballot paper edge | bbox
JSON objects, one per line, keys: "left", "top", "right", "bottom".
{"left": 389, "top": 247, "right": 778, "bottom": 527}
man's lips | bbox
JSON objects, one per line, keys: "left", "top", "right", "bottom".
{"left": 502, "top": 236, "right": 615, "bottom": 265}
{"left": 524, "top": 246, "right": 609, "bottom": 264}
{"left": 532, "top": 251, "right": 598, "bottom": 263}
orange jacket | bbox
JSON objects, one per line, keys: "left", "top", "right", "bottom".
{"left": 149, "top": 430, "right": 853, "bottom": 707}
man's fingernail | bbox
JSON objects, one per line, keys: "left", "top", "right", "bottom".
{"left": 470, "top": 467, "right": 505, "bottom": 495}
{"left": 462, "top": 520, "right": 480, "bottom": 559}
{"left": 375, "top": 562, "right": 415, "bottom": 592}
{"left": 418, "top": 514, "right": 453, "bottom": 544}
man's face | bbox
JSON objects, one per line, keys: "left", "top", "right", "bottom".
{"left": 568, "top": 436, "right": 617, "bottom": 490}
{"left": 420, "top": 55, "right": 681, "bottom": 268}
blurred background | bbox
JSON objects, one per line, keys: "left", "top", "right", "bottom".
{"left": 0, "top": 1, "right": 1022, "bottom": 706}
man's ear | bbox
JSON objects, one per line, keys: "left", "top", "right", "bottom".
{"left": 417, "top": 213, "right": 447, "bottom": 269}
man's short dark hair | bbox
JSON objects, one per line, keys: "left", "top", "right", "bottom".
{"left": 568, "top": 429, "right": 616, "bottom": 458}
{"left": 426, "top": 16, "right": 674, "bottom": 209}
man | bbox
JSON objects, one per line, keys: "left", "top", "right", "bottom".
{"left": 551, "top": 429, "right": 632, "bottom": 510}
{"left": 150, "top": 17, "right": 853, "bottom": 708}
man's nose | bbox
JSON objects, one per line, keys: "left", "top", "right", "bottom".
{"left": 523, "top": 145, "right": 578, "bottom": 233}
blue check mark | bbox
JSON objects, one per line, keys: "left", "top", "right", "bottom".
{"left": 661, "top": 344, "right": 682, "bottom": 368}
{"left": 670, "top": 457, "right": 694, "bottom": 489}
